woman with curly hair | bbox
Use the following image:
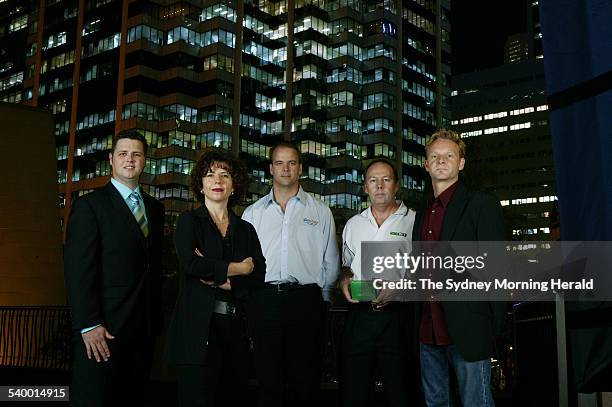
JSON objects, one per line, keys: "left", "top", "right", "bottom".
{"left": 165, "top": 148, "right": 265, "bottom": 407}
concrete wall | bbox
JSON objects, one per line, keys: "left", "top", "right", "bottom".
{"left": 0, "top": 102, "right": 65, "bottom": 305}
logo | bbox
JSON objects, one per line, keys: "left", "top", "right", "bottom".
{"left": 389, "top": 231, "right": 407, "bottom": 237}
{"left": 303, "top": 218, "right": 319, "bottom": 226}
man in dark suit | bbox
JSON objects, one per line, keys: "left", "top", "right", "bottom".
{"left": 414, "top": 129, "right": 506, "bottom": 407}
{"left": 64, "top": 130, "right": 165, "bottom": 406}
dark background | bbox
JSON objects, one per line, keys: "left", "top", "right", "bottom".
{"left": 452, "top": 0, "right": 527, "bottom": 74}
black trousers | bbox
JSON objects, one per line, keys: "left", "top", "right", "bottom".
{"left": 70, "top": 334, "right": 154, "bottom": 407}
{"left": 176, "top": 313, "right": 250, "bottom": 407}
{"left": 252, "top": 284, "right": 325, "bottom": 407}
{"left": 341, "top": 303, "right": 414, "bottom": 407}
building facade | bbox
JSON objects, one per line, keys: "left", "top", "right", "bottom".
{"left": 526, "top": 0, "right": 542, "bottom": 60}
{"left": 451, "top": 60, "right": 557, "bottom": 240}
{"left": 503, "top": 32, "right": 530, "bottom": 65}
{"left": 0, "top": 0, "right": 450, "bottom": 233}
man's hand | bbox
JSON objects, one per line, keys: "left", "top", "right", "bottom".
{"left": 340, "top": 275, "right": 359, "bottom": 304}
{"left": 372, "top": 287, "right": 395, "bottom": 309}
{"left": 81, "top": 325, "right": 115, "bottom": 362}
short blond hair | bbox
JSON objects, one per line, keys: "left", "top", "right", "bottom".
{"left": 425, "top": 129, "right": 466, "bottom": 158}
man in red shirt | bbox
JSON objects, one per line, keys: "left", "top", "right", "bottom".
{"left": 414, "top": 130, "right": 506, "bottom": 407}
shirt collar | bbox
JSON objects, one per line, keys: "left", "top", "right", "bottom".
{"left": 111, "top": 178, "right": 141, "bottom": 201}
{"left": 365, "top": 200, "right": 407, "bottom": 223}
{"left": 265, "top": 185, "right": 307, "bottom": 207}
{"left": 429, "top": 181, "right": 459, "bottom": 209}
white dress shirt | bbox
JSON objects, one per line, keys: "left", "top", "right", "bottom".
{"left": 242, "top": 186, "right": 340, "bottom": 301}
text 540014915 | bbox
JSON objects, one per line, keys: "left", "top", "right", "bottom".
{"left": 0, "top": 386, "right": 69, "bottom": 401}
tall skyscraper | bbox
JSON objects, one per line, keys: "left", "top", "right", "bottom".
{"left": 451, "top": 60, "right": 556, "bottom": 240}
{"left": 504, "top": 32, "right": 530, "bottom": 65}
{"left": 526, "top": 0, "right": 543, "bottom": 60}
{"left": 452, "top": 0, "right": 556, "bottom": 241}
{"left": 0, "top": 0, "right": 450, "bottom": 231}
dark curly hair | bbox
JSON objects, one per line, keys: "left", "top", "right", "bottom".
{"left": 191, "top": 148, "right": 248, "bottom": 206}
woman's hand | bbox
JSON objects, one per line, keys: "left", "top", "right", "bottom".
{"left": 200, "top": 278, "right": 232, "bottom": 290}
{"left": 194, "top": 248, "right": 233, "bottom": 289}
{"left": 238, "top": 257, "right": 254, "bottom": 275}
{"left": 228, "top": 257, "right": 254, "bottom": 276}
{"left": 217, "top": 280, "right": 232, "bottom": 290}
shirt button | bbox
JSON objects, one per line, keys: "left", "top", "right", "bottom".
{"left": 431, "top": 210, "right": 435, "bottom": 214}
{"left": 428, "top": 230, "right": 433, "bottom": 234}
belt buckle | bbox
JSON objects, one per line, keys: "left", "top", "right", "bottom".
{"left": 226, "top": 303, "right": 236, "bottom": 315}
{"left": 276, "top": 283, "right": 286, "bottom": 292}
{"left": 371, "top": 302, "right": 382, "bottom": 312}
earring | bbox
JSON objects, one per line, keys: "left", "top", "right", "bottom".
{"left": 200, "top": 189, "right": 205, "bottom": 194}
{"left": 231, "top": 191, "right": 234, "bottom": 195}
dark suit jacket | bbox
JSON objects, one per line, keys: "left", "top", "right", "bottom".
{"left": 413, "top": 182, "right": 507, "bottom": 362}
{"left": 164, "top": 206, "right": 266, "bottom": 366}
{"left": 64, "top": 182, "right": 165, "bottom": 339}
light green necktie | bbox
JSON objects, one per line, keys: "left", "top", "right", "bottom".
{"left": 128, "top": 191, "right": 149, "bottom": 237}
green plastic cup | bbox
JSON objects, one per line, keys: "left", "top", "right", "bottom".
{"left": 350, "top": 280, "right": 377, "bottom": 302}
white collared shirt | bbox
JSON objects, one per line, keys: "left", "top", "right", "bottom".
{"left": 110, "top": 178, "right": 148, "bottom": 222}
{"left": 242, "top": 186, "right": 340, "bottom": 301}
{"left": 342, "top": 201, "right": 415, "bottom": 280}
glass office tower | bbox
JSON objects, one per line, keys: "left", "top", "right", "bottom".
{"left": 0, "top": 0, "right": 450, "bottom": 229}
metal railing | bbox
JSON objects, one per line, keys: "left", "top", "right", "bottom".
{"left": 0, "top": 304, "right": 518, "bottom": 396}
{"left": 0, "top": 306, "right": 71, "bottom": 370}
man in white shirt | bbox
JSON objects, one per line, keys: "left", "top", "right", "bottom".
{"left": 340, "top": 158, "right": 416, "bottom": 407}
{"left": 242, "top": 141, "right": 339, "bottom": 407}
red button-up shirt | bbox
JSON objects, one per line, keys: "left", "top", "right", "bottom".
{"left": 419, "top": 181, "right": 459, "bottom": 346}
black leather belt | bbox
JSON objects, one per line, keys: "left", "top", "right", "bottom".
{"left": 212, "top": 300, "right": 237, "bottom": 316}
{"left": 351, "top": 301, "right": 397, "bottom": 312}
{"left": 266, "top": 282, "right": 315, "bottom": 292}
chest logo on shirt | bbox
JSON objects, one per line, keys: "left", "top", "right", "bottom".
{"left": 389, "top": 231, "right": 407, "bottom": 237}
{"left": 303, "top": 218, "right": 319, "bottom": 226}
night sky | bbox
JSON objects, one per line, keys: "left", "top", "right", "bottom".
{"left": 451, "top": 0, "right": 527, "bottom": 74}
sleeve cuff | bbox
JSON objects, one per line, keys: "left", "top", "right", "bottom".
{"left": 213, "top": 260, "right": 230, "bottom": 285}
{"left": 322, "top": 288, "right": 332, "bottom": 302}
{"left": 81, "top": 324, "right": 101, "bottom": 334}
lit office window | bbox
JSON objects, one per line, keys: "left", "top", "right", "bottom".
{"left": 459, "top": 116, "right": 482, "bottom": 124}
{"left": 509, "top": 122, "right": 532, "bottom": 131}
{"left": 484, "top": 111, "right": 508, "bottom": 120}
{"left": 509, "top": 107, "right": 535, "bottom": 116}
{"left": 461, "top": 130, "right": 483, "bottom": 138}
{"left": 483, "top": 126, "right": 508, "bottom": 135}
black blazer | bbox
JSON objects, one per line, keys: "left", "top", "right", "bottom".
{"left": 64, "top": 182, "right": 165, "bottom": 338}
{"left": 164, "top": 206, "right": 266, "bottom": 366}
{"left": 413, "top": 182, "right": 507, "bottom": 362}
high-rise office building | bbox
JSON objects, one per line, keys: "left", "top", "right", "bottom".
{"left": 451, "top": 0, "right": 555, "bottom": 241}
{"left": 0, "top": 0, "right": 450, "bottom": 232}
{"left": 526, "top": 0, "right": 543, "bottom": 60}
{"left": 451, "top": 60, "right": 556, "bottom": 240}
{"left": 504, "top": 32, "right": 530, "bottom": 65}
